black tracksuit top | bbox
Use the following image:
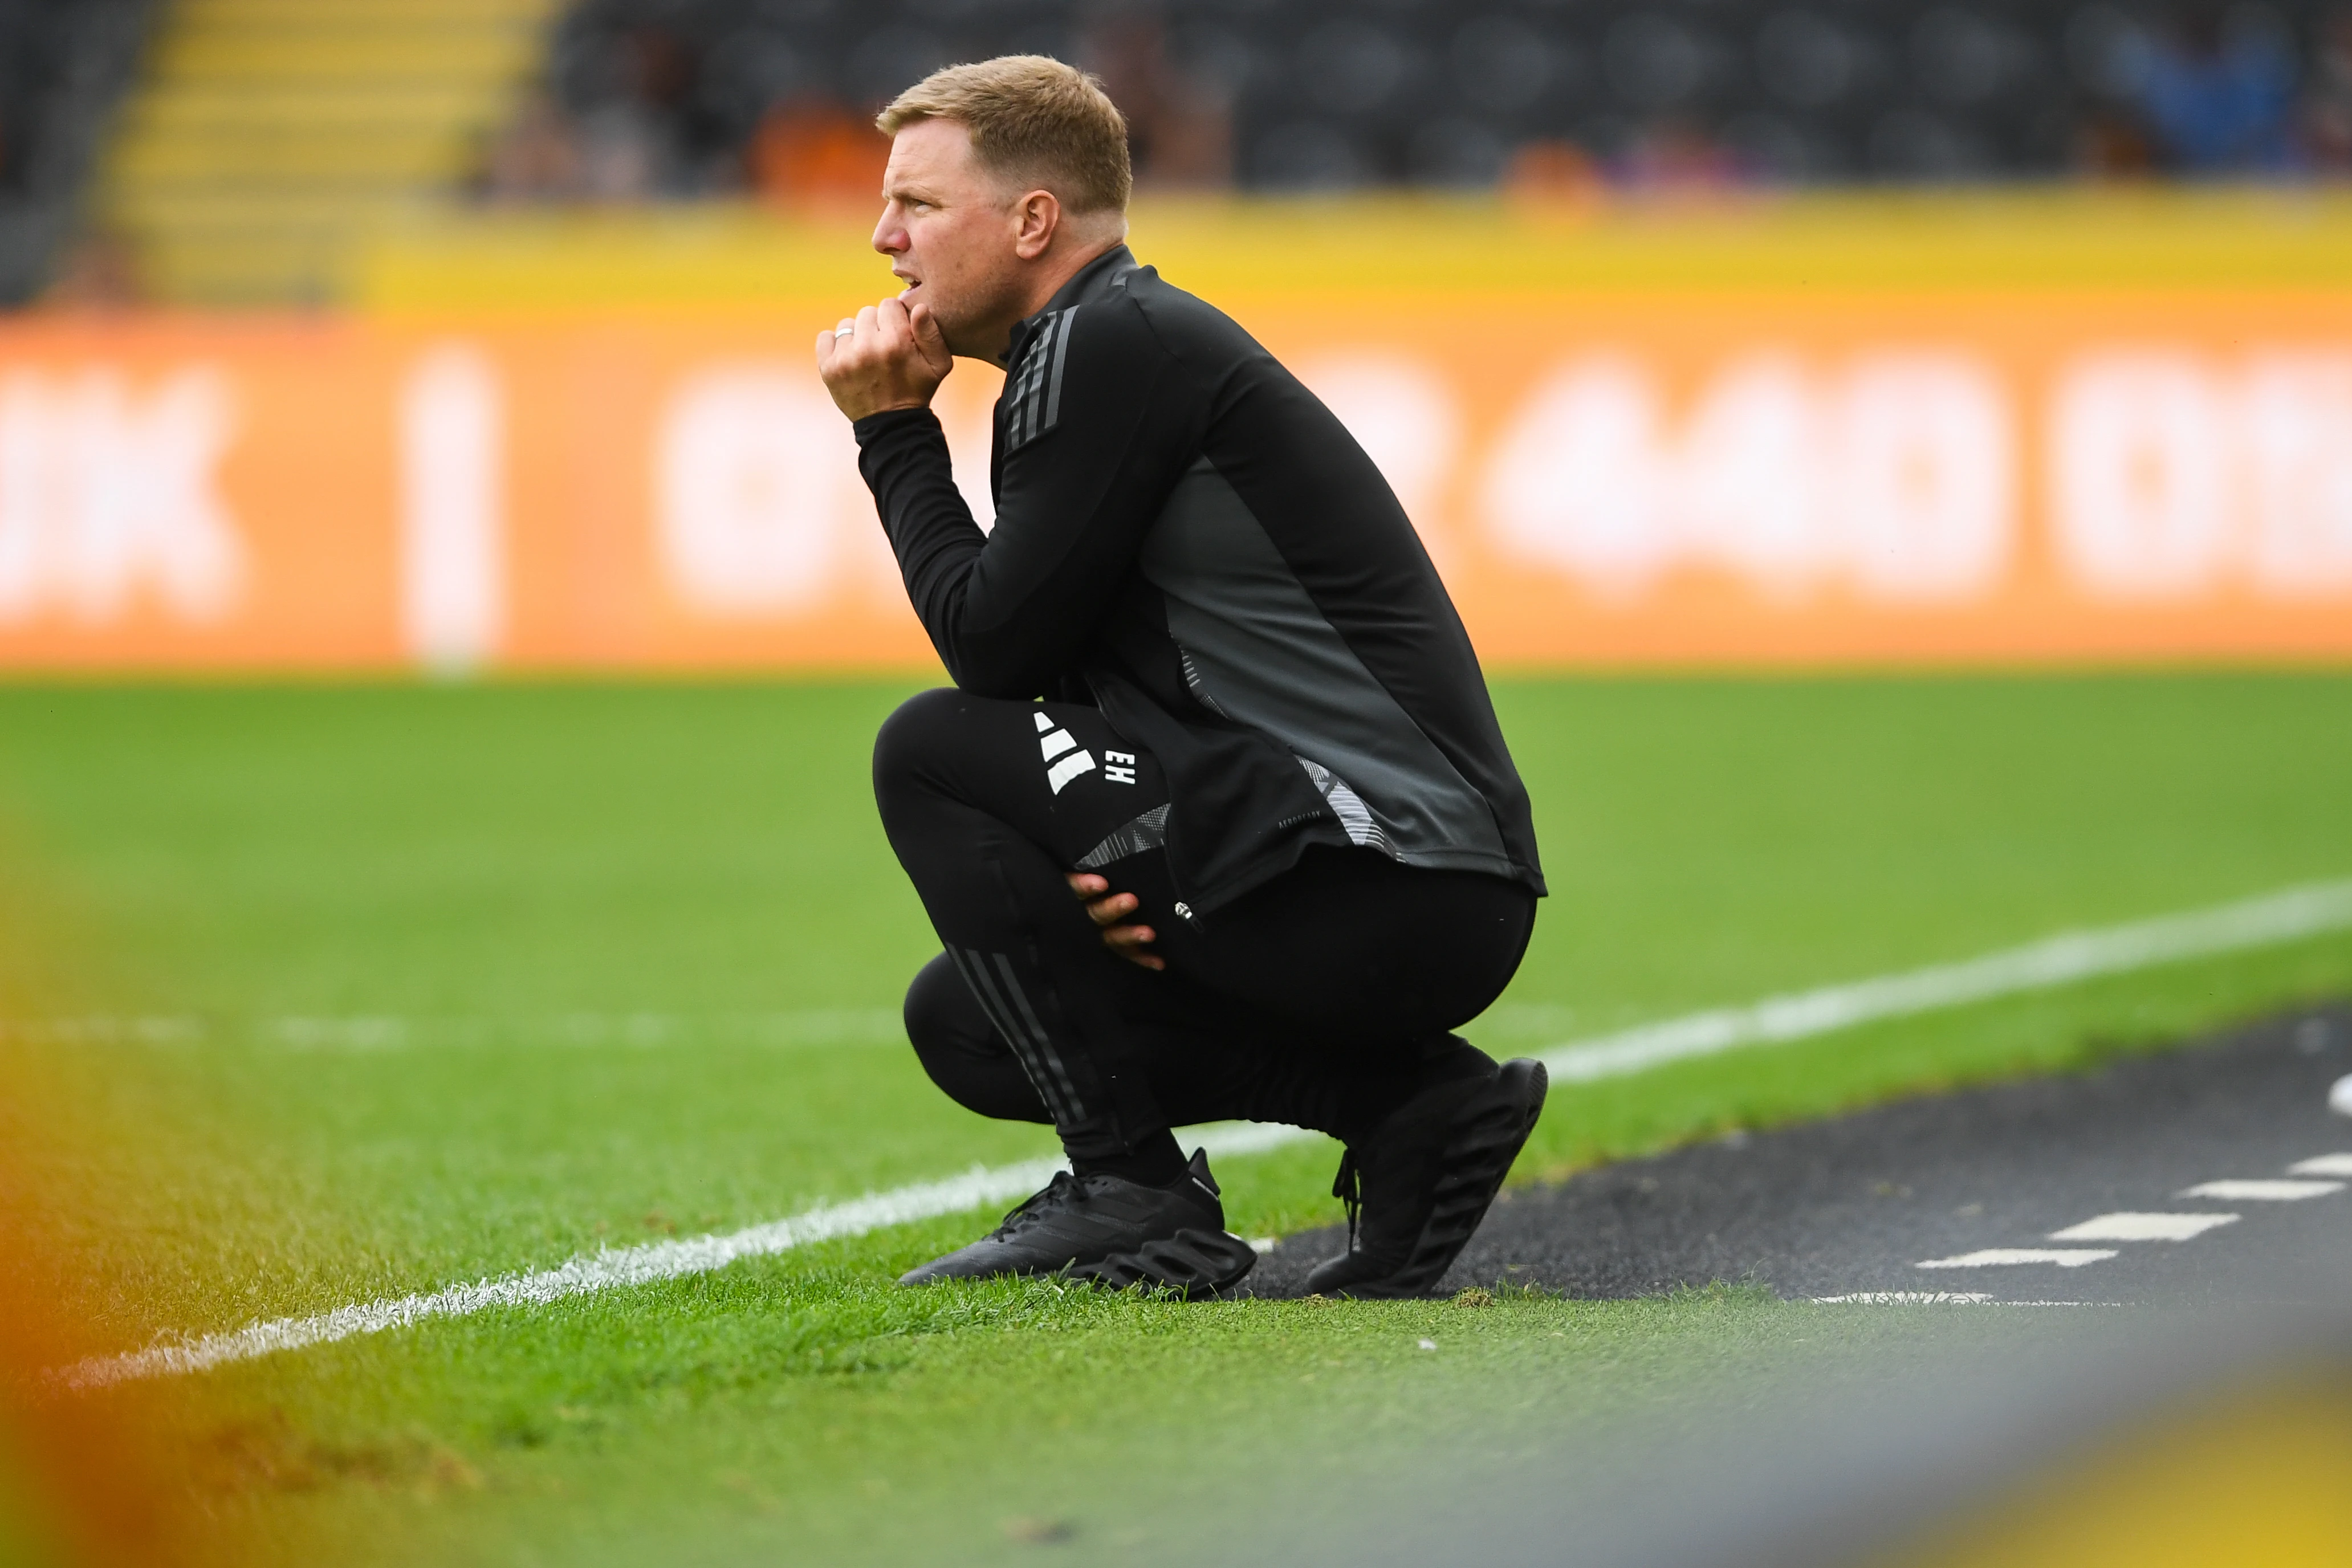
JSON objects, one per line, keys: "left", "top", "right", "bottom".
{"left": 853, "top": 245, "right": 1544, "bottom": 916}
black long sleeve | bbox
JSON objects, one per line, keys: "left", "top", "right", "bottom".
{"left": 853, "top": 303, "right": 1199, "bottom": 699}
{"left": 849, "top": 246, "right": 1543, "bottom": 911}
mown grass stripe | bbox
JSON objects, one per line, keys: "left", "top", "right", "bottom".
{"left": 60, "top": 877, "right": 2352, "bottom": 1391}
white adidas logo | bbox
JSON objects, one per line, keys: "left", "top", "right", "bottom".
{"left": 1033, "top": 710, "right": 1096, "bottom": 794}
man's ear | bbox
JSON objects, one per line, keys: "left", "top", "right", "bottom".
{"left": 1011, "top": 189, "right": 1061, "bottom": 261}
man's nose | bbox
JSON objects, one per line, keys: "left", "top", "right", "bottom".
{"left": 872, "top": 211, "right": 908, "bottom": 255}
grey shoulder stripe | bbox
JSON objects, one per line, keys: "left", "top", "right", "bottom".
{"left": 1014, "top": 329, "right": 1051, "bottom": 443}
{"left": 1004, "top": 310, "right": 1074, "bottom": 454}
{"left": 1075, "top": 803, "right": 1171, "bottom": 870}
{"left": 1039, "top": 310, "right": 1076, "bottom": 432}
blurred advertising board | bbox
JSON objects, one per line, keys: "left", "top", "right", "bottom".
{"left": 1, "top": 293, "right": 2349, "bottom": 673}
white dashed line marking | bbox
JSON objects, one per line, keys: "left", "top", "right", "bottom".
{"left": 1916, "top": 1248, "right": 2118, "bottom": 1269}
{"left": 1812, "top": 1293, "right": 2098, "bottom": 1306}
{"left": 2178, "top": 1179, "right": 2344, "bottom": 1202}
{"left": 2287, "top": 1155, "right": 2352, "bottom": 1178}
{"left": 2046, "top": 1212, "right": 2240, "bottom": 1242}
{"left": 2330, "top": 1075, "right": 2352, "bottom": 1118}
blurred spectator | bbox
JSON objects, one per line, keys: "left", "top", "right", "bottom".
{"left": 583, "top": 25, "right": 697, "bottom": 196}
{"left": 482, "top": 91, "right": 583, "bottom": 202}
{"left": 1083, "top": 10, "right": 1231, "bottom": 187}
{"left": 746, "top": 99, "right": 889, "bottom": 205}
{"left": 2304, "top": 6, "right": 2352, "bottom": 169}
{"left": 576, "top": 99, "right": 673, "bottom": 199}
{"left": 485, "top": 0, "right": 2350, "bottom": 198}
{"left": 1616, "top": 120, "right": 1743, "bottom": 192}
{"left": 477, "top": 86, "right": 676, "bottom": 204}
{"left": 482, "top": 17, "right": 713, "bottom": 202}
{"left": 1505, "top": 140, "right": 1607, "bottom": 204}
{"left": 39, "top": 229, "right": 140, "bottom": 308}
{"left": 2076, "top": 111, "right": 2160, "bottom": 174}
{"left": 2130, "top": 3, "right": 2301, "bottom": 172}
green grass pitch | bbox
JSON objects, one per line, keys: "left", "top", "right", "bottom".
{"left": 2, "top": 673, "right": 2349, "bottom": 1564}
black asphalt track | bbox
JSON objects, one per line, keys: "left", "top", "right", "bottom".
{"left": 1248, "top": 1003, "right": 2352, "bottom": 1304}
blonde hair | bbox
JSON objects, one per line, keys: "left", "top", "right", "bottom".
{"left": 877, "top": 56, "right": 1132, "bottom": 213}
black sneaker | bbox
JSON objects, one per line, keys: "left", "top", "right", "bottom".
{"left": 898, "top": 1147, "right": 1258, "bottom": 1298}
{"left": 1304, "top": 1058, "right": 1548, "bottom": 1299}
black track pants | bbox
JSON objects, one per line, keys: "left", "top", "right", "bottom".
{"left": 873, "top": 687, "right": 1536, "bottom": 1162}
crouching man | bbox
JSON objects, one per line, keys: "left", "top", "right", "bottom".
{"left": 816, "top": 56, "right": 1548, "bottom": 1297}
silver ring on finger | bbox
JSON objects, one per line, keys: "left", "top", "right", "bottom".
{"left": 834, "top": 326, "right": 854, "bottom": 339}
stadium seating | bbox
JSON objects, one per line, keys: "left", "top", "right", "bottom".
{"left": 49, "top": 0, "right": 2352, "bottom": 304}
{"left": 92, "top": 0, "right": 557, "bottom": 304}
{"left": 534, "top": 0, "right": 2349, "bottom": 193}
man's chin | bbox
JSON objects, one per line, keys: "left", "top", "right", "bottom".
{"left": 902, "top": 283, "right": 963, "bottom": 331}
{"left": 914, "top": 301, "right": 982, "bottom": 357}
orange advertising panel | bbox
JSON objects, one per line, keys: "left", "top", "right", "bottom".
{"left": 2, "top": 294, "right": 2349, "bottom": 672}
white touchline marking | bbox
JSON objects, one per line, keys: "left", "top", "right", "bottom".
{"left": 1536, "top": 879, "right": 2352, "bottom": 1085}
{"left": 59, "top": 1155, "right": 1068, "bottom": 1392}
{"left": 2288, "top": 1155, "right": 2352, "bottom": 1177}
{"left": 2046, "top": 1212, "right": 2239, "bottom": 1242}
{"left": 1810, "top": 1293, "right": 2099, "bottom": 1306}
{"left": 61, "top": 877, "right": 2352, "bottom": 1389}
{"left": 2178, "top": 1179, "right": 2344, "bottom": 1202}
{"left": 57, "top": 1122, "right": 1307, "bottom": 1392}
{"left": 1916, "top": 1249, "right": 2118, "bottom": 1268}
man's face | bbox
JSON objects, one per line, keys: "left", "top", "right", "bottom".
{"left": 873, "top": 119, "right": 1024, "bottom": 359}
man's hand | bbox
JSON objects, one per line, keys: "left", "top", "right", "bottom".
{"left": 1066, "top": 871, "right": 1165, "bottom": 971}
{"left": 815, "top": 297, "right": 953, "bottom": 421}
